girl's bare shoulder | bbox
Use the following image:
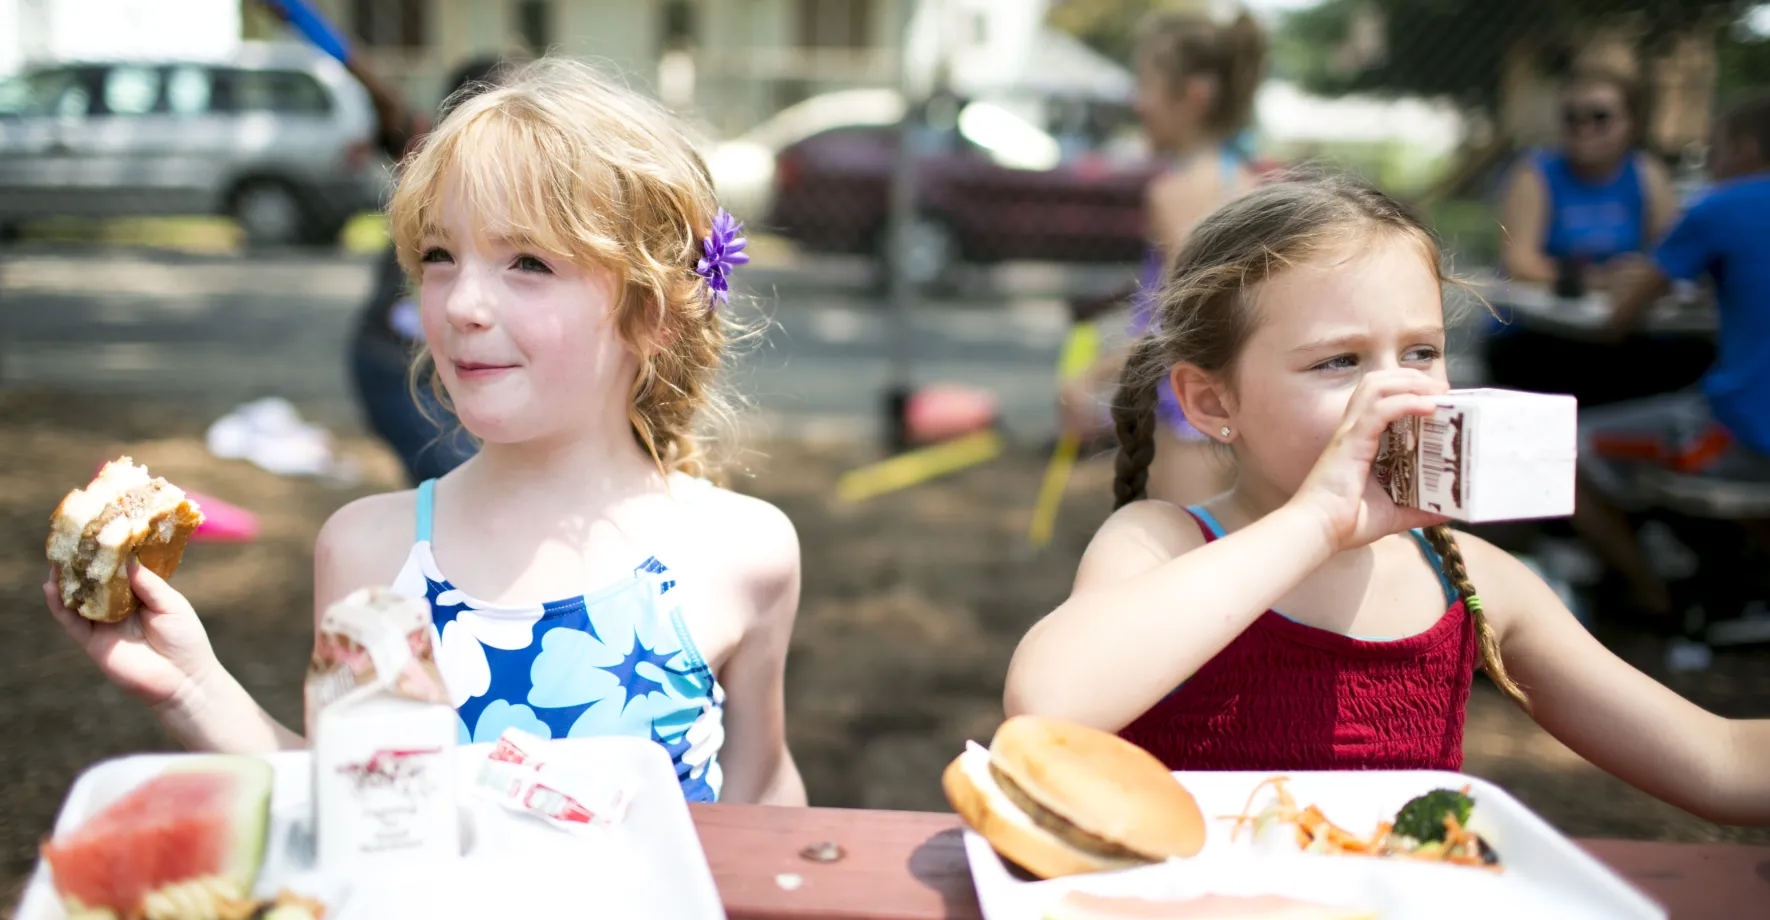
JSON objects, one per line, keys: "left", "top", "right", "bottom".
{"left": 1077, "top": 499, "right": 1211, "bottom": 584}
{"left": 313, "top": 488, "right": 421, "bottom": 613}
{"left": 669, "top": 478, "right": 799, "bottom": 612}
{"left": 319, "top": 490, "right": 417, "bottom": 555}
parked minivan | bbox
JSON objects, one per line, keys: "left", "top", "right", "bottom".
{"left": 0, "top": 41, "right": 387, "bottom": 247}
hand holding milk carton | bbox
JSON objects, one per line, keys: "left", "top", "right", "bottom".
{"left": 1374, "top": 389, "right": 1579, "bottom": 523}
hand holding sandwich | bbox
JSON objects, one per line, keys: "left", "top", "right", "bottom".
{"left": 44, "top": 561, "right": 219, "bottom": 712}
{"left": 44, "top": 562, "right": 302, "bottom": 753}
{"left": 44, "top": 458, "right": 302, "bottom": 753}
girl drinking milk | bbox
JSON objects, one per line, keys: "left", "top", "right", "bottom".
{"left": 1006, "top": 171, "right": 1770, "bottom": 825}
{"left": 47, "top": 59, "right": 805, "bottom": 806}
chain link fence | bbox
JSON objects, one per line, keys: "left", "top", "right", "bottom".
{"left": 0, "top": 1, "right": 1765, "bottom": 292}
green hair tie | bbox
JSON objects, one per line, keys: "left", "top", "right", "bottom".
{"left": 1465, "top": 594, "right": 1484, "bottom": 615}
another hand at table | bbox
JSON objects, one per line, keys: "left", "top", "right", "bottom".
{"left": 1602, "top": 255, "right": 1673, "bottom": 342}
{"left": 45, "top": 562, "right": 223, "bottom": 713}
{"left": 1596, "top": 254, "right": 1654, "bottom": 299}
{"left": 1286, "top": 370, "right": 1450, "bottom": 553}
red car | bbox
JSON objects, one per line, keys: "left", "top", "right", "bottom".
{"left": 765, "top": 101, "right": 1161, "bottom": 286}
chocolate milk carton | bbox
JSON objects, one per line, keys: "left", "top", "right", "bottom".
{"left": 1374, "top": 389, "right": 1578, "bottom": 523}
{"left": 306, "top": 587, "right": 459, "bottom": 869}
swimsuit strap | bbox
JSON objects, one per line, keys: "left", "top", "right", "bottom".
{"left": 1187, "top": 506, "right": 1457, "bottom": 605}
{"left": 416, "top": 478, "right": 436, "bottom": 544}
{"left": 1406, "top": 529, "right": 1459, "bottom": 605}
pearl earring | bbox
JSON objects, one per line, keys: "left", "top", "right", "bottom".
{"left": 1219, "top": 426, "right": 1232, "bottom": 439}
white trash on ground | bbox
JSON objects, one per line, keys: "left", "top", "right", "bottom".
{"left": 206, "top": 397, "right": 358, "bottom": 482}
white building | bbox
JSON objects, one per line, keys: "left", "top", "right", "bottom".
{"left": 273, "top": 1, "right": 1115, "bottom": 136}
{"left": 2, "top": 0, "right": 1125, "bottom": 138}
{"left": 0, "top": 0, "right": 240, "bottom": 75}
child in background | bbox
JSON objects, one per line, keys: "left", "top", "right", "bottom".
{"left": 254, "top": 0, "right": 491, "bottom": 484}
{"left": 47, "top": 59, "right": 805, "bottom": 806}
{"left": 1574, "top": 91, "right": 1770, "bottom": 619}
{"left": 1008, "top": 171, "right": 1770, "bottom": 826}
{"left": 1060, "top": 8, "right": 1267, "bottom": 507}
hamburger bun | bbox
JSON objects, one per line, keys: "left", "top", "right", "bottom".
{"left": 47, "top": 457, "right": 203, "bottom": 623}
{"left": 943, "top": 715, "right": 1206, "bottom": 879}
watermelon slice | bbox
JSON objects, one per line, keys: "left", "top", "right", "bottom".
{"left": 41, "top": 756, "right": 273, "bottom": 918}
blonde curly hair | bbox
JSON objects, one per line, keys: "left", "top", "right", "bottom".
{"left": 388, "top": 57, "right": 738, "bottom": 480}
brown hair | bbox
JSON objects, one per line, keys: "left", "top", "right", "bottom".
{"left": 1110, "top": 169, "right": 1527, "bottom": 710}
{"left": 388, "top": 57, "right": 739, "bottom": 480}
{"left": 1565, "top": 62, "right": 1644, "bottom": 144}
{"left": 1135, "top": 9, "right": 1268, "bottom": 137}
{"left": 1717, "top": 90, "right": 1770, "bottom": 162}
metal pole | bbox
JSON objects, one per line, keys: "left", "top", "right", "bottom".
{"left": 883, "top": 0, "right": 921, "bottom": 451}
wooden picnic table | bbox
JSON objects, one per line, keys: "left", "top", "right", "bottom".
{"left": 690, "top": 803, "right": 1770, "bottom": 920}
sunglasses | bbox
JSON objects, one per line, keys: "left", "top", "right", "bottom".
{"left": 1563, "top": 106, "right": 1617, "bottom": 130}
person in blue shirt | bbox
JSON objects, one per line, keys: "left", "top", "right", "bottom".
{"left": 1487, "top": 64, "right": 1708, "bottom": 410}
{"left": 1499, "top": 64, "right": 1679, "bottom": 288}
{"left": 1573, "top": 91, "right": 1770, "bottom": 617}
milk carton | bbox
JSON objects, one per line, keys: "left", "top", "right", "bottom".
{"left": 305, "top": 587, "right": 459, "bottom": 869}
{"left": 1374, "top": 389, "right": 1578, "bottom": 523}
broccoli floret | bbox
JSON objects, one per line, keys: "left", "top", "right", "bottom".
{"left": 1393, "top": 788, "right": 1475, "bottom": 844}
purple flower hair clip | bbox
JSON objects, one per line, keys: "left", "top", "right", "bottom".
{"left": 695, "top": 208, "right": 749, "bottom": 309}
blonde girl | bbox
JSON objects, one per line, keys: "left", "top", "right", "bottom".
{"left": 48, "top": 59, "right": 805, "bottom": 805}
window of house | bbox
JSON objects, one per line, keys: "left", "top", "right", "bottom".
{"left": 516, "top": 0, "right": 553, "bottom": 52}
{"left": 795, "top": 0, "right": 872, "bottom": 48}
{"left": 663, "top": 0, "right": 695, "bottom": 49}
{"left": 353, "top": 0, "right": 429, "bottom": 49}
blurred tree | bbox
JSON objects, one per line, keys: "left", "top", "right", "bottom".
{"left": 1279, "top": 0, "right": 1754, "bottom": 113}
{"left": 1717, "top": 17, "right": 1770, "bottom": 101}
{"left": 1046, "top": 0, "right": 1209, "bottom": 67}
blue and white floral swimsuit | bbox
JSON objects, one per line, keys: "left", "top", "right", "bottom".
{"left": 391, "top": 479, "right": 726, "bottom": 802}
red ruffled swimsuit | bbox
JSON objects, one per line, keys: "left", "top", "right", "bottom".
{"left": 1119, "top": 507, "right": 1477, "bottom": 771}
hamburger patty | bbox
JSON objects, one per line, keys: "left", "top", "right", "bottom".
{"left": 988, "top": 762, "right": 1153, "bottom": 863}
{"left": 66, "top": 481, "right": 173, "bottom": 607}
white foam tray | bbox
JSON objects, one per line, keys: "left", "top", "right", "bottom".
{"left": 963, "top": 770, "right": 1665, "bottom": 920}
{"left": 16, "top": 738, "right": 726, "bottom": 920}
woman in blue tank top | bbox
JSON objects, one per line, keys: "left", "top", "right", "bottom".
{"left": 1486, "top": 64, "right": 1713, "bottom": 410}
{"left": 1499, "top": 64, "right": 1678, "bottom": 285}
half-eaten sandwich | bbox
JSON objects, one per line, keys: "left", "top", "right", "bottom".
{"left": 943, "top": 715, "right": 1207, "bottom": 879}
{"left": 47, "top": 457, "right": 204, "bottom": 623}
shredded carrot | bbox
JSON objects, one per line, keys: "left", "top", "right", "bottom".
{"left": 1220, "top": 774, "right": 1295, "bottom": 842}
{"left": 1216, "top": 775, "right": 1502, "bottom": 871}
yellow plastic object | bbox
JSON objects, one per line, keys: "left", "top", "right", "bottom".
{"left": 1028, "top": 321, "right": 1103, "bottom": 547}
{"left": 837, "top": 430, "right": 1004, "bottom": 503}
{"left": 1028, "top": 433, "right": 1080, "bottom": 548}
{"left": 1057, "top": 321, "right": 1101, "bottom": 381}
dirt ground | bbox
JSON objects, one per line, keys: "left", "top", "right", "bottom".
{"left": 3, "top": 388, "right": 1768, "bottom": 909}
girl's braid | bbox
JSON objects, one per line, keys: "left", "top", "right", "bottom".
{"left": 1112, "top": 336, "right": 1168, "bottom": 510}
{"left": 1422, "top": 523, "right": 1528, "bottom": 710}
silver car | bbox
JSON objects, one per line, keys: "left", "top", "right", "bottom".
{"left": 0, "top": 41, "right": 387, "bottom": 247}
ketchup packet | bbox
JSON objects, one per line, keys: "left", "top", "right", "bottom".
{"left": 475, "top": 728, "right": 634, "bottom": 833}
